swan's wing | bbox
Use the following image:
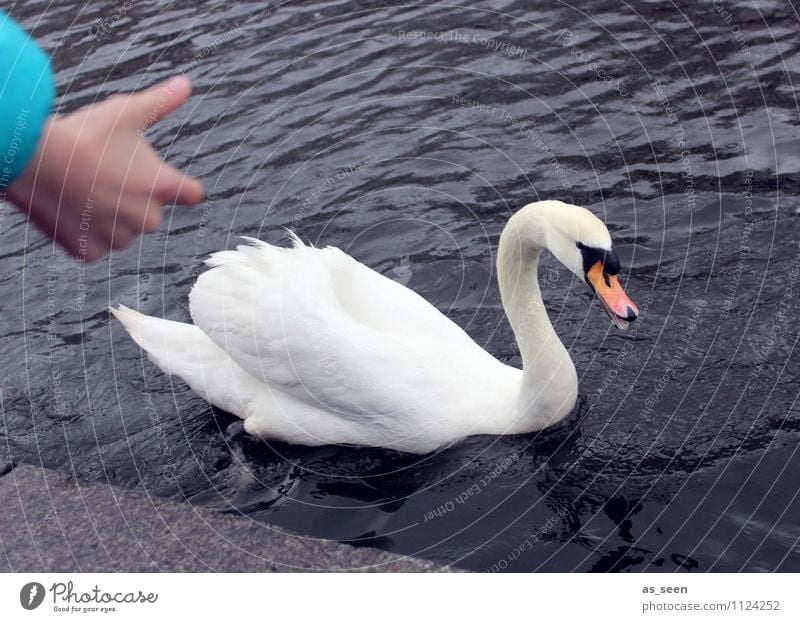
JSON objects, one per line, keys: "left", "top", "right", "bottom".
{"left": 188, "top": 236, "right": 483, "bottom": 419}
{"left": 316, "top": 241, "right": 490, "bottom": 357}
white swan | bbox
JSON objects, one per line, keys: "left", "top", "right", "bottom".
{"left": 111, "top": 200, "right": 638, "bottom": 454}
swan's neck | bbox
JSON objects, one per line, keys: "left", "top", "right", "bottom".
{"left": 497, "top": 213, "right": 578, "bottom": 429}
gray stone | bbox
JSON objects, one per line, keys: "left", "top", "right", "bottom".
{"left": 0, "top": 465, "right": 453, "bottom": 572}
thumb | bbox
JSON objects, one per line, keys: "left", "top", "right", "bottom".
{"left": 133, "top": 75, "right": 193, "bottom": 131}
{"left": 155, "top": 163, "right": 205, "bottom": 206}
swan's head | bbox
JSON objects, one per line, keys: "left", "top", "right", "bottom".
{"left": 523, "top": 200, "right": 639, "bottom": 329}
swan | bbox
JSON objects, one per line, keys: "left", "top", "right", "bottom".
{"left": 111, "top": 200, "right": 638, "bottom": 454}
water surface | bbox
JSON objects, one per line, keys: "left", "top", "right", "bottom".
{"left": 2, "top": 0, "right": 799, "bottom": 571}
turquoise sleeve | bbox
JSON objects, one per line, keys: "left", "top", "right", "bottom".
{"left": 0, "top": 10, "right": 55, "bottom": 190}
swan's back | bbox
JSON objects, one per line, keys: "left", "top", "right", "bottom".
{"left": 188, "top": 236, "right": 511, "bottom": 429}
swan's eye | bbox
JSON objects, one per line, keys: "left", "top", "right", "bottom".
{"left": 577, "top": 242, "right": 620, "bottom": 278}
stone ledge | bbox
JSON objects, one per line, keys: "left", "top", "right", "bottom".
{"left": 0, "top": 465, "right": 453, "bottom": 572}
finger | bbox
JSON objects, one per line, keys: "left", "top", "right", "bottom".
{"left": 142, "top": 200, "right": 163, "bottom": 233}
{"left": 154, "top": 163, "right": 205, "bottom": 206}
{"left": 110, "top": 226, "right": 137, "bottom": 251}
{"left": 132, "top": 75, "right": 193, "bottom": 131}
{"left": 115, "top": 197, "right": 162, "bottom": 234}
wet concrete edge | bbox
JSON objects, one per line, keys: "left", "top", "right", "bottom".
{"left": 0, "top": 463, "right": 457, "bottom": 572}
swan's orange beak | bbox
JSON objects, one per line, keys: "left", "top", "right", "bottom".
{"left": 586, "top": 261, "right": 639, "bottom": 330}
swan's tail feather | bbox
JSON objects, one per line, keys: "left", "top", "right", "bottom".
{"left": 110, "top": 305, "right": 257, "bottom": 420}
{"left": 110, "top": 305, "right": 210, "bottom": 377}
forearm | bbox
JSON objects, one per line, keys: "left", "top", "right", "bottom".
{"left": 0, "top": 9, "right": 55, "bottom": 195}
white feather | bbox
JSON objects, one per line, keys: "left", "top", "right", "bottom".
{"left": 111, "top": 201, "right": 625, "bottom": 454}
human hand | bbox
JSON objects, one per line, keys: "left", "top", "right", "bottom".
{"left": 7, "top": 75, "right": 204, "bottom": 261}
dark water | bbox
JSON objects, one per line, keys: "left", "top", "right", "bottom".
{"left": 2, "top": 0, "right": 799, "bottom": 571}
